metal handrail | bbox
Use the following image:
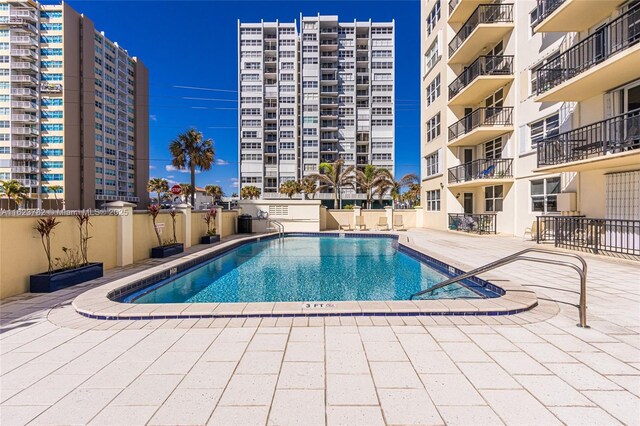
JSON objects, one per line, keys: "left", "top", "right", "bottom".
{"left": 409, "top": 248, "right": 589, "bottom": 328}
{"left": 268, "top": 219, "right": 284, "bottom": 239}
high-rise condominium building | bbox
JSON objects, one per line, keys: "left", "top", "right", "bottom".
{"left": 0, "top": 0, "right": 149, "bottom": 209}
{"left": 238, "top": 15, "right": 395, "bottom": 204}
{"left": 420, "top": 0, "right": 639, "bottom": 249}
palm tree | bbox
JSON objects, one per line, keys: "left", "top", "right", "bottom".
{"left": 406, "top": 183, "right": 421, "bottom": 207}
{"left": 299, "top": 177, "right": 317, "bottom": 200}
{"left": 309, "top": 160, "right": 355, "bottom": 209}
{"left": 146, "top": 178, "right": 168, "bottom": 206}
{"left": 0, "top": 180, "right": 29, "bottom": 210}
{"left": 47, "top": 185, "right": 63, "bottom": 209}
{"left": 378, "top": 172, "right": 419, "bottom": 208}
{"left": 355, "top": 165, "right": 389, "bottom": 209}
{"left": 179, "top": 183, "right": 193, "bottom": 204}
{"left": 279, "top": 180, "right": 301, "bottom": 199}
{"left": 169, "top": 128, "right": 215, "bottom": 207}
{"left": 205, "top": 184, "right": 224, "bottom": 204}
{"left": 240, "top": 185, "right": 261, "bottom": 200}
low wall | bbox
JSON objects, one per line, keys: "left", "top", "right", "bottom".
{"left": 238, "top": 199, "right": 322, "bottom": 232}
{"left": 324, "top": 208, "right": 419, "bottom": 231}
{"left": 0, "top": 206, "right": 240, "bottom": 299}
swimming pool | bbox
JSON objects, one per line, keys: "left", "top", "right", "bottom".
{"left": 120, "top": 235, "right": 502, "bottom": 304}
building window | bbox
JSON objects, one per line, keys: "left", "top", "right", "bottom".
{"left": 529, "top": 113, "right": 559, "bottom": 148}
{"left": 426, "top": 0, "right": 441, "bottom": 36}
{"left": 531, "top": 177, "right": 560, "bottom": 214}
{"left": 485, "top": 185, "right": 504, "bottom": 212}
{"left": 426, "top": 74, "right": 440, "bottom": 107}
{"left": 426, "top": 190, "right": 440, "bottom": 211}
{"left": 425, "top": 150, "right": 440, "bottom": 176}
{"left": 484, "top": 137, "right": 502, "bottom": 159}
{"left": 426, "top": 113, "right": 440, "bottom": 142}
{"left": 423, "top": 35, "right": 441, "bottom": 77}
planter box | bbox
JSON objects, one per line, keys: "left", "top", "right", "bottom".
{"left": 30, "top": 262, "right": 104, "bottom": 293}
{"left": 151, "top": 243, "right": 184, "bottom": 258}
{"left": 200, "top": 234, "right": 221, "bottom": 244}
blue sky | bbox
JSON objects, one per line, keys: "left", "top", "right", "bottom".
{"left": 60, "top": 0, "right": 421, "bottom": 196}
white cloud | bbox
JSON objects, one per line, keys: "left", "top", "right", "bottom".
{"left": 150, "top": 114, "right": 157, "bottom": 121}
{"left": 165, "top": 165, "right": 200, "bottom": 174}
{"left": 230, "top": 177, "right": 239, "bottom": 188}
{"left": 216, "top": 159, "right": 230, "bottom": 166}
{"left": 167, "top": 175, "right": 174, "bottom": 179}
{"left": 149, "top": 165, "right": 156, "bottom": 170}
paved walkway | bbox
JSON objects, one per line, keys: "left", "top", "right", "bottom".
{"left": 1, "top": 229, "right": 638, "bottom": 425}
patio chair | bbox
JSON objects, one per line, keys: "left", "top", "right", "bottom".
{"left": 524, "top": 220, "right": 545, "bottom": 241}
{"left": 393, "top": 215, "right": 406, "bottom": 231}
{"left": 339, "top": 218, "right": 353, "bottom": 231}
{"left": 478, "top": 165, "right": 495, "bottom": 179}
{"left": 355, "top": 215, "right": 367, "bottom": 231}
{"left": 376, "top": 216, "right": 389, "bottom": 231}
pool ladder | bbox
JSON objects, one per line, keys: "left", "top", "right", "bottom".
{"left": 268, "top": 219, "right": 284, "bottom": 239}
{"left": 409, "top": 248, "right": 589, "bottom": 328}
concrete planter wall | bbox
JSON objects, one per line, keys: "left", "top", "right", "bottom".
{"left": 30, "top": 262, "right": 104, "bottom": 293}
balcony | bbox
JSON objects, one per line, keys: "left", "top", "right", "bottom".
{"left": 11, "top": 88, "right": 37, "bottom": 98}
{"left": 536, "top": 108, "right": 640, "bottom": 172}
{"left": 447, "top": 158, "right": 513, "bottom": 188}
{"left": 15, "top": 179, "right": 39, "bottom": 187}
{"left": 530, "top": 0, "right": 626, "bottom": 33}
{"left": 11, "top": 126, "right": 39, "bottom": 136}
{"left": 11, "top": 75, "right": 38, "bottom": 86}
{"left": 11, "top": 100, "right": 37, "bottom": 111}
{"left": 10, "top": 49, "right": 38, "bottom": 61}
{"left": 11, "top": 139, "right": 38, "bottom": 149}
{"left": 449, "top": 0, "right": 486, "bottom": 23}
{"left": 448, "top": 55, "right": 514, "bottom": 105}
{"left": 12, "top": 166, "right": 39, "bottom": 174}
{"left": 536, "top": 5, "right": 640, "bottom": 102}
{"left": 12, "top": 153, "right": 39, "bottom": 161}
{"left": 11, "top": 114, "right": 37, "bottom": 123}
{"left": 10, "top": 9, "right": 37, "bottom": 22}
{"left": 448, "top": 213, "right": 497, "bottom": 234}
{"left": 10, "top": 36, "right": 38, "bottom": 46}
{"left": 448, "top": 107, "right": 513, "bottom": 147}
{"left": 448, "top": 4, "right": 514, "bottom": 65}
{"left": 10, "top": 61, "right": 38, "bottom": 72}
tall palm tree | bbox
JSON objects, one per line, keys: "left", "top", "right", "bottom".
{"left": 310, "top": 160, "right": 355, "bottom": 209}
{"left": 205, "top": 184, "right": 224, "bottom": 203}
{"left": 378, "top": 172, "right": 419, "bottom": 208}
{"left": 169, "top": 128, "right": 215, "bottom": 207}
{"left": 355, "top": 165, "right": 389, "bottom": 209}
{"left": 0, "top": 180, "right": 29, "bottom": 210}
{"left": 299, "top": 177, "right": 317, "bottom": 200}
{"left": 406, "top": 183, "right": 421, "bottom": 206}
{"left": 146, "top": 178, "right": 168, "bottom": 206}
{"left": 47, "top": 185, "right": 63, "bottom": 209}
{"left": 240, "top": 185, "right": 261, "bottom": 200}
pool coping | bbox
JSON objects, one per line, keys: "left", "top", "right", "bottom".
{"left": 71, "top": 232, "right": 538, "bottom": 320}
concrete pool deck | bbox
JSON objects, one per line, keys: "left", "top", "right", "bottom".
{"left": 70, "top": 232, "right": 538, "bottom": 321}
{"left": 1, "top": 229, "right": 638, "bottom": 425}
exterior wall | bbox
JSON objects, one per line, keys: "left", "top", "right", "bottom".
{"left": 221, "top": 211, "right": 238, "bottom": 237}
{"left": 238, "top": 199, "right": 322, "bottom": 232}
{"left": 191, "top": 211, "right": 208, "bottom": 243}
{"left": 132, "top": 211, "right": 184, "bottom": 263}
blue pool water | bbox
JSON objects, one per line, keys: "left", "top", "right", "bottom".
{"left": 124, "top": 237, "right": 499, "bottom": 303}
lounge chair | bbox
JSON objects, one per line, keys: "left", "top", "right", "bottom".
{"left": 393, "top": 215, "right": 406, "bottom": 231}
{"left": 339, "top": 218, "right": 353, "bottom": 231}
{"left": 355, "top": 215, "right": 367, "bottom": 231}
{"left": 376, "top": 216, "right": 389, "bottom": 231}
{"left": 524, "top": 220, "right": 544, "bottom": 241}
{"left": 478, "top": 165, "right": 495, "bottom": 179}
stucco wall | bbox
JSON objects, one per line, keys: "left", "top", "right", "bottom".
{"left": 132, "top": 211, "right": 185, "bottom": 263}
{"left": 221, "top": 211, "right": 237, "bottom": 238}
{"left": 0, "top": 214, "right": 118, "bottom": 299}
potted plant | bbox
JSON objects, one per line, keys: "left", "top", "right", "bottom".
{"left": 30, "top": 214, "right": 104, "bottom": 293}
{"left": 201, "top": 208, "right": 220, "bottom": 244}
{"left": 148, "top": 205, "right": 184, "bottom": 258}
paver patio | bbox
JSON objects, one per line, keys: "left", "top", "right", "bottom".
{"left": 1, "top": 229, "right": 639, "bottom": 425}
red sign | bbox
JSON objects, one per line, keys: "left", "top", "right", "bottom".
{"left": 170, "top": 184, "right": 182, "bottom": 195}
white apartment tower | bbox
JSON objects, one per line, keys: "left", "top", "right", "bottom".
{"left": 420, "top": 0, "right": 639, "bottom": 256}
{"left": 0, "top": 1, "right": 149, "bottom": 210}
{"left": 238, "top": 15, "right": 395, "bottom": 204}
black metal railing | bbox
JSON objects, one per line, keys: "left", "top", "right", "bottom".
{"left": 448, "top": 158, "right": 513, "bottom": 183}
{"left": 537, "top": 108, "right": 640, "bottom": 167}
{"left": 449, "top": 213, "right": 497, "bottom": 234}
{"left": 449, "top": 0, "right": 460, "bottom": 14}
{"left": 537, "top": 4, "right": 640, "bottom": 94}
{"left": 536, "top": 216, "right": 640, "bottom": 258}
{"left": 530, "top": 0, "right": 566, "bottom": 28}
{"left": 449, "top": 4, "right": 514, "bottom": 56}
{"left": 449, "top": 55, "right": 514, "bottom": 99}
{"left": 448, "top": 107, "right": 513, "bottom": 141}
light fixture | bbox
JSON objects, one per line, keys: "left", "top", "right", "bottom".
{"left": 440, "top": 182, "right": 444, "bottom": 189}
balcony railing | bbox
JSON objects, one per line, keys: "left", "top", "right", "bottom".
{"left": 449, "top": 213, "right": 497, "bottom": 234}
{"left": 448, "top": 107, "right": 513, "bottom": 141}
{"left": 449, "top": 0, "right": 461, "bottom": 14}
{"left": 530, "top": 0, "right": 565, "bottom": 28}
{"left": 536, "top": 216, "right": 640, "bottom": 258}
{"left": 537, "top": 108, "right": 640, "bottom": 167}
{"left": 448, "top": 158, "right": 513, "bottom": 183}
{"left": 449, "top": 55, "right": 514, "bottom": 99}
{"left": 536, "top": 4, "right": 640, "bottom": 95}
{"left": 449, "top": 4, "right": 514, "bottom": 56}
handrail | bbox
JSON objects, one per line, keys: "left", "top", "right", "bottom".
{"left": 409, "top": 248, "right": 589, "bottom": 328}
{"left": 268, "top": 219, "right": 284, "bottom": 239}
